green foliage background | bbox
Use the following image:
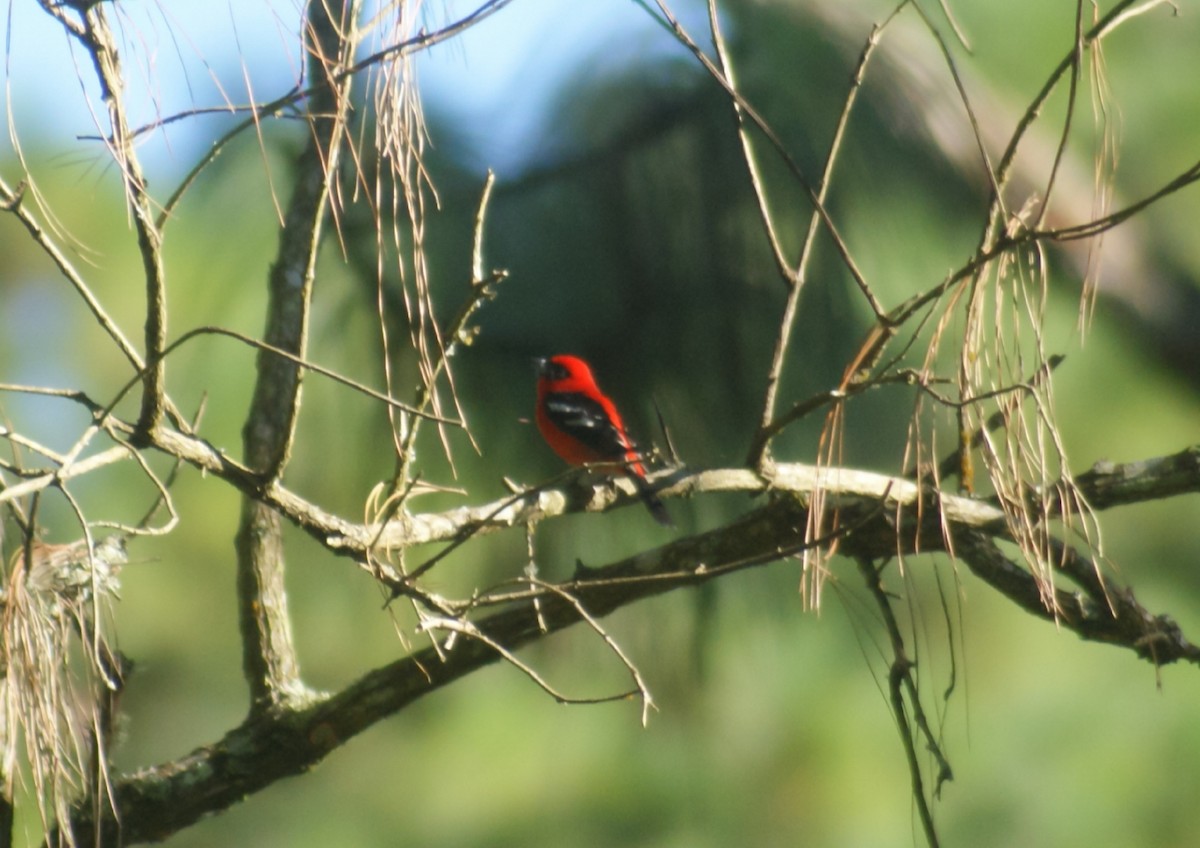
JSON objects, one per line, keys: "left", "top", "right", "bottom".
{"left": 1, "top": 1, "right": 1199, "bottom": 845}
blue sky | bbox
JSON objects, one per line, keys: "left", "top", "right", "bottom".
{"left": 1, "top": 0, "right": 709, "bottom": 178}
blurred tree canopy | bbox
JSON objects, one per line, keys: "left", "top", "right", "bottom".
{"left": 1, "top": 0, "right": 1199, "bottom": 846}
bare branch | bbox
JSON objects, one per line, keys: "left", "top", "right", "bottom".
{"left": 955, "top": 532, "right": 1200, "bottom": 666}
{"left": 1073, "top": 445, "right": 1200, "bottom": 511}
{"left": 0, "top": 447, "right": 133, "bottom": 506}
{"left": 63, "top": 460, "right": 1200, "bottom": 842}
{"left": 856, "top": 556, "right": 947, "bottom": 848}
{"left": 645, "top": 0, "right": 880, "bottom": 317}
{"left": 234, "top": 0, "right": 360, "bottom": 711}
{"left": 746, "top": 3, "right": 905, "bottom": 467}
{"left": 61, "top": 3, "right": 169, "bottom": 433}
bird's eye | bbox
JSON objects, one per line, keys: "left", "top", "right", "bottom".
{"left": 549, "top": 363, "right": 569, "bottom": 380}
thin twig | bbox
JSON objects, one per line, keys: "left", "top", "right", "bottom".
{"left": 745, "top": 2, "right": 907, "bottom": 467}
{"left": 911, "top": 3, "right": 1007, "bottom": 223}
{"left": 531, "top": 578, "right": 658, "bottom": 727}
{"left": 149, "top": 326, "right": 458, "bottom": 423}
{"left": 856, "top": 557, "right": 946, "bottom": 848}
{"left": 71, "top": 4, "right": 169, "bottom": 433}
{"left": 1036, "top": 0, "right": 1087, "bottom": 229}
{"left": 416, "top": 615, "right": 644, "bottom": 709}
{"left": 705, "top": 0, "right": 796, "bottom": 287}
{"left": 646, "top": 0, "right": 881, "bottom": 317}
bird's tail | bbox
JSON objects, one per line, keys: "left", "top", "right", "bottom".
{"left": 632, "top": 474, "right": 673, "bottom": 528}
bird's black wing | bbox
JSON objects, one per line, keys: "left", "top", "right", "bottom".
{"left": 541, "top": 391, "right": 633, "bottom": 460}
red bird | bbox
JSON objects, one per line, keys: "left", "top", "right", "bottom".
{"left": 535, "top": 355, "right": 672, "bottom": 526}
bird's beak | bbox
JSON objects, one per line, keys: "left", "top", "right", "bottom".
{"left": 533, "top": 357, "right": 548, "bottom": 376}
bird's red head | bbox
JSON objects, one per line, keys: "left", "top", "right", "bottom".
{"left": 535, "top": 355, "right": 596, "bottom": 389}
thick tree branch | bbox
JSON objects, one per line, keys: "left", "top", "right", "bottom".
{"left": 14, "top": 396, "right": 1192, "bottom": 582}
{"left": 62, "top": 456, "right": 1200, "bottom": 843}
{"left": 235, "top": 0, "right": 357, "bottom": 711}
{"left": 65, "top": 413, "right": 1200, "bottom": 570}
{"left": 1074, "top": 445, "right": 1200, "bottom": 509}
{"left": 954, "top": 532, "right": 1200, "bottom": 666}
